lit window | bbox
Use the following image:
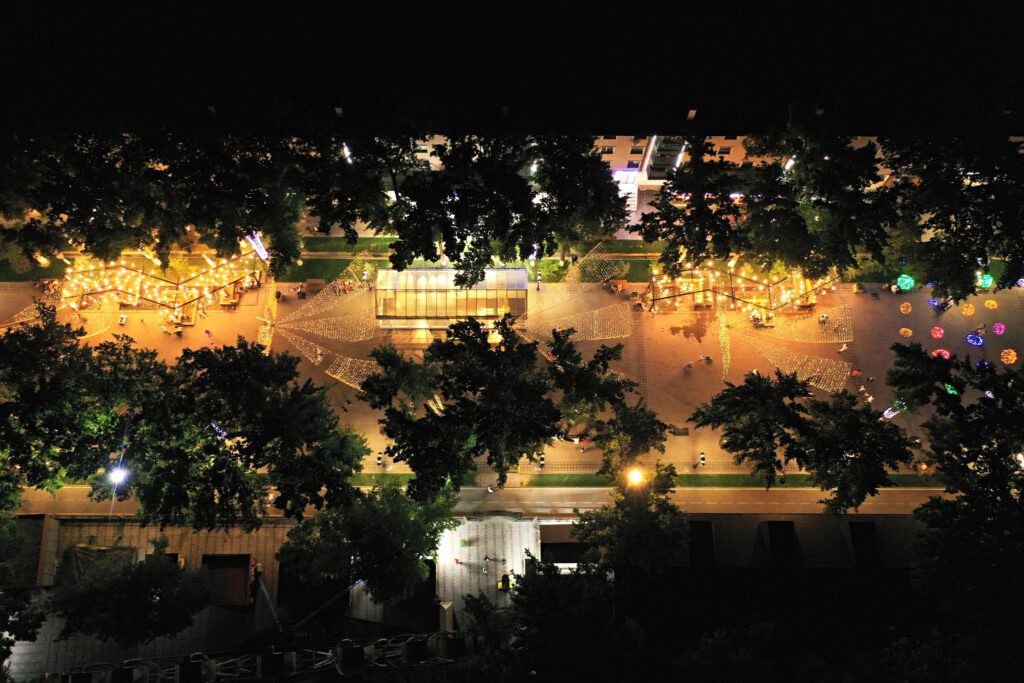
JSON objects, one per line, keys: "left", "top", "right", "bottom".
{"left": 626, "top": 160, "right": 640, "bottom": 169}
{"left": 717, "top": 147, "right": 732, "bottom": 156}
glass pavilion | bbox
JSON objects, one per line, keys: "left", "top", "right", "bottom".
{"left": 375, "top": 268, "right": 527, "bottom": 329}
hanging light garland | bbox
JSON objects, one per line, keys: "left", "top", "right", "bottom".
{"left": 985, "top": 299, "right": 998, "bottom": 310}
{"left": 1001, "top": 349, "right": 1018, "bottom": 365}
{"left": 932, "top": 348, "right": 951, "bottom": 359}
{"left": 899, "top": 302, "right": 912, "bottom": 314}
{"left": 993, "top": 322, "right": 1006, "bottom": 335}
{"left": 966, "top": 333, "right": 984, "bottom": 347}
{"left": 899, "top": 327, "right": 913, "bottom": 337}
{"left": 897, "top": 274, "right": 915, "bottom": 291}
{"left": 931, "top": 326, "right": 945, "bottom": 339}
{"left": 961, "top": 303, "right": 975, "bottom": 316}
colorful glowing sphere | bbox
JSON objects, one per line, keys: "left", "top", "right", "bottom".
{"left": 993, "top": 322, "right": 1006, "bottom": 335}
{"left": 928, "top": 298, "right": 940, "bottom": 307}
{"left": 931, "top": 326, "right": 945, "bottom": 339}
{"left": 985, "top": 299, "right": 998, "bottom": 310}
{"left": 899, "top": 327, "right": 913, "bottom": 338}
{"left": 1001, "top": 349, "right": 1018, "bottom": 365}
{"left": 899, "top": 302, "right": 912, "bottom": 314}
{"left": 944, "top": 383, "right": 959, "bottom": 395}
{"left": 897, "top": 274, "right": 915, "bottom": 291}
{"left": 961, "top": 303, "right": 975, "bottom": 316}
{"left": 932, "top": 348, "right": 951, "bottom": 360}
{"left": 966, "top": 334, "right": 984, "bottom": 347}
{"left": 978, "top": 273, "right": 994, "bottom": 288}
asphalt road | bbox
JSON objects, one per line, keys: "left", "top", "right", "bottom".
{"left": 19, "top": 485, "right": 944, "bottom": 520}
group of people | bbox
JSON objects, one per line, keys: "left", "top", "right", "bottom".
{"left": 684, "top": 354, "right": 713, "bottom": 371}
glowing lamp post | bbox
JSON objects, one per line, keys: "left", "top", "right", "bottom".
{"left": 108, "top": 467, "right": 128, "bottom": 486}
{"left": 626, "top": 468, "right": 645, "bottom": 487}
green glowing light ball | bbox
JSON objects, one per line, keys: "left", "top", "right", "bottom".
{"left": 897, "top": 274, "right": 915, "bottom": 291}
{"left": 944, "top": 383, "right": 959, "bottom": 396}
{"left": 978, "top": 273, "right": 994, "bottom": 288}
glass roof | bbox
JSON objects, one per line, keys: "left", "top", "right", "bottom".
{"left": 375, "top": 268, "right": 528, "bottom": 291}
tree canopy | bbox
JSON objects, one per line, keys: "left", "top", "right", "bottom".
{"left": 362, "top": 320, "right": 661, "bottom": 497}
{"left": 880, "top": 135, "right": 1024, "bottom": 300}
{"left": 574, "top": 462, "right": 688, "bottom": 577}
{"left": 96, "top": 337, "right": 366, "bottom": 530}
{"left": 1, "top": 309, "right": 367, "bottom": 531}
{"left": 46, "top": 537, "right": 211, "bottom": 646}
{"left": 0, "top": 306, "right": 157, "bottom": 498}
{"left": 637, "top": 118, "right": 892, "bottom": 280}
{"left": 276, "top": 484, "right": 459, "bottom": 603}
{"left": 0, "top": 132, "right": 624, "bottom": 286}
{"left": 692, "top": 370, "right": 913, "bottom": 512}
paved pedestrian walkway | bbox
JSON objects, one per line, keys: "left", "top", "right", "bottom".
{"left": 435, "top": 518, "right": 541, "bottom": 628}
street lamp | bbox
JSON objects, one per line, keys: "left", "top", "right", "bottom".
{"left": 108, "top": 467, "right": 128, "bottom": 486}
{"left": 626, "top": 468, "right": 644, "bottom": 487}
{"left": 487, "top": 327, "right": 503, "bottom": 347}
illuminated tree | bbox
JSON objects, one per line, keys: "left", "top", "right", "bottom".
{"left": 103, "top": 338, "right": 365, "bottom": 530}
{"left": 277, "top": 484, "right": 458, "bottom": 603}
{"left": 636, "top": 136, "right": 741, "bottom": 276}
{"left": 690, "top": 370, "right": 809, "bottom": 487}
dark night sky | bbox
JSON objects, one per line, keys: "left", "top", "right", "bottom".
{"left": 2, "top": 2, "right": 1022, "bottom": 134}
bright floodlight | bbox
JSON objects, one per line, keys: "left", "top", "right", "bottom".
{"left": 108, "top": 467, "right": 128, "bottom": 485}
{"left": 627, "top": 468, "right": 644, "bottom": 487}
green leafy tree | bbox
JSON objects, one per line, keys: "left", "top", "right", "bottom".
{"left": 885, "top": 345, "right": 1024, "bottom": 678}
{"left": 635, "top": 136, "right": 741, "bottom": 276}
{"left": 690, "top": 370, "right": 810, "bottom": 487}
{"left": 47, "top": 537, "right": 211, "bottom": 646}
{"left": 0, "top": 132, "right": 307, "bottom": 277}
{"left": 362, "top": 316, "right": 560, "bottom": 492}
{"left": 297, "top": 134, "right": 403, "bottom": 243}
{"left": 795, "top": 391, "right": 914, "bottom": 514}
{"left": 424, "top": 316, "right": 561, "bottom": 485}
{"left": 0, "top": 515, "right": 42, "bottom": 677}
{"left": 463, "top": 592, "right": 516, "bottom": 661}
{"left": 743, "top": 114, "right": 893, "bottom": 276}
{"left": 104, "top": 338, "right": 365, "bottom": 530}
{"left": 880, "top": 134, "right": 1024, "bottom": 300}
{"left": 532, "top": 135, "right": 626, "bottom": 257}
{"left": 0, "top": 305, "right": 130, "bottom": 494}
{"left": 389, "top": 134, "right": 541, "bottom": 285}
{"left": 509, "top": 554, "right": 625, "bottom": 680}
{"left": 886, "top": 341, "right": 963, "bottom": 412}
{"left": 547, "top": 328, "right": 635, "bottom": 427}
{"left": 361, "top": 345, "right": 478, "bottom": 501}
{"left": 593, "top": 399, "right": 670, "bottom": 475}
{"left": 574, "top": 462, "right": 688, "bottom": 577}
{"left": 277, "top": 484, "right": 458, "bottom": 603}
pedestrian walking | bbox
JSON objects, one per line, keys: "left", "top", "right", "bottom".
{"left": 205, "top": 329, "right": 213, "bottom": 338}
{"left": 483, "top": 555, "right": 490, "bottom": 562}
{"left": 838, "top": 343, "right": 848, "bottom": 353}
{"left": 482, "top": 565, "right": 488, "bottom": 575}
{"left": 536, "top": 273, "right": 542, "bottom": 291}
{"left": 866, "top": 395, "right": 875, "bottom": 403}
{"left": 867, "top": 376, "right": 875, "bottom": 383}
{"left": 859, "top": 385, "right": 867, "bottom": 393}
